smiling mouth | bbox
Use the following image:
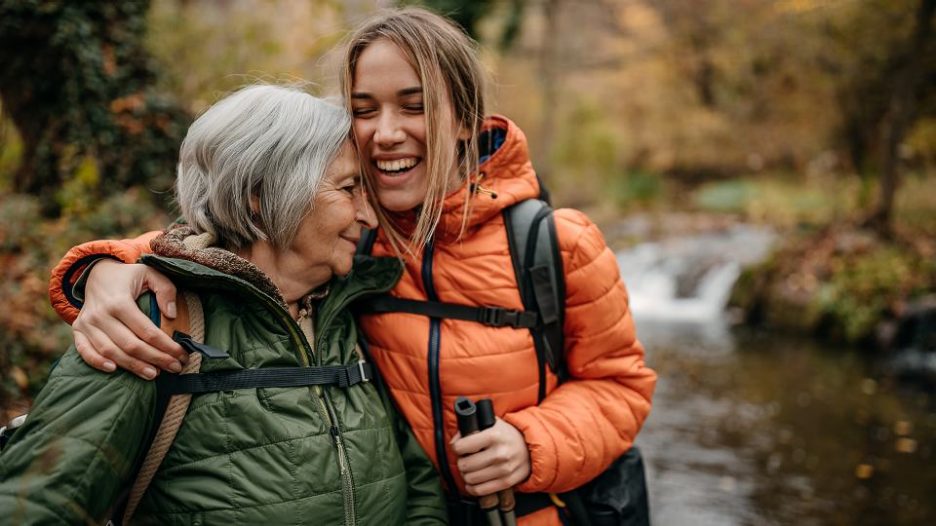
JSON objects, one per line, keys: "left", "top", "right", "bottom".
{"left": 374, "top": 157, "right": 421, "bottom": 176}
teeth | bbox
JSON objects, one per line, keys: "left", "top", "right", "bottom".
{"left": 376, "top": 158, "right": 418, "bottom": 173}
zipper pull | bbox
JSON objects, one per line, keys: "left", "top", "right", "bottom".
{"left": 469, "top": 183, "right": 498, "bottom": 199}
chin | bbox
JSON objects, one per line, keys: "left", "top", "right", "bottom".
{"left": 377, "top": 192, "right": 423, "bottom": 213}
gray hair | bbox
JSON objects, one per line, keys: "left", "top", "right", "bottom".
{"left": 176, "top": 84, "right": 351, "bottom": 250}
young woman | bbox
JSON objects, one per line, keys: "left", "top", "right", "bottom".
{"left": 46, "top": 8, "right": 656, "bottom": 525}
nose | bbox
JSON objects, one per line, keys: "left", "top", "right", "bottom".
{"left": 374, "top": 111, "right": 405, "bottom": 147}
{"left": 354, "top": 186, "right": 378, "bottom": 230}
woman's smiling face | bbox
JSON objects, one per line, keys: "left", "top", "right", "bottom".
{"left": 350, "top": 39, "right": 459, "bottom": 213}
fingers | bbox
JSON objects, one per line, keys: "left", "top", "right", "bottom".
{"left": 145, "top": 268, "right": 178, "bottom": 319}
{"left": 75, "top": 302, "right": 185, "bottom": 376}
{"left": 453, "top": 417, "right": 532, "bottom": 496}
{"left": 456, "top": 443, "right": 517, "bottom": 478}
{"left": 74, "top": 330, "right": 116, "bottom": 373}
{"left": 78, "top": 322, "right": 161, "bottom": 380}
{"left": 118, "top": 302, "right": 187, "bottom": 364}
{"left": 82, "top": 261, "right": 187, "bottom": 368}
{"left": 451, "top": 429, "right": 492, "bottom": 456}
{"left": 463, "top": 471, "right": 517, "bottom": 497}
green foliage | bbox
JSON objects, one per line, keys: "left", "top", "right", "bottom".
{"left": 0, "top": 0, "right": 189, "bottom": 216}
{"left": 732, "top": 227, "right": 936, "bottom": 344}
{"left": 0, "top": 189, "right": 168, "bottom": 413}
{"left": 817, "top": 246, "right": 934, "bottom": 342}
{"left": 693, "top": 180, "right": 755, "bottom": 213}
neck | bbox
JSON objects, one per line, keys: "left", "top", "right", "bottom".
{"left": 236, "top": 240, "right": 330, "bottom": 317}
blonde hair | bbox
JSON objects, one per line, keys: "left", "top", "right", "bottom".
{"left": 340, "top": 6, "right": 486, "bottom": 251}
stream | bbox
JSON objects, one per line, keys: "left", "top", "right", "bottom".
{"left": 616, "top": 225, "right": 936, "bottom": 525}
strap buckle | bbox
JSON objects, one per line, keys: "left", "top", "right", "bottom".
{"left": 357, "top": 360, "right": 371, "bottom": 383}
{"left": 339, "top": 361, "right": 371, "bottom": 388}
{"left": 480, "top": 306, "right": 520, "bottom": 327}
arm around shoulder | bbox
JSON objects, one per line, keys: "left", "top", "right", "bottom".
{"left": 49, "top": 231, "right": 162, "bottom": 324}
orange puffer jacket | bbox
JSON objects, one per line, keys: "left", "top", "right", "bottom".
{"left": 48, "top": 116, "right": 656, "bottom": 526}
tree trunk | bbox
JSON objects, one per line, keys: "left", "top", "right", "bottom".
{"left": 864, "top": 0, "right": 935, "bottom": 235}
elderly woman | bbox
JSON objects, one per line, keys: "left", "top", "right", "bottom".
{"left": 0, "top": 85, "right": 446, "bottom": 524}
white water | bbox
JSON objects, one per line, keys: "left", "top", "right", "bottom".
{"left": 616, "top": 225, "right": 776, "bottom": 324}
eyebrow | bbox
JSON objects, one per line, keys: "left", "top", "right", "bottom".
{"left": 351, "top": 86, "right": 423, "bottom": 99}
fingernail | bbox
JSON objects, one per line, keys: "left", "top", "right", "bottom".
{"left": 167, "top": 301, "right": 177, "bottom": 318}
{"left": 143, "top": 367, "right": 158, "bottom": 379}
{"left": 168, "top": 362, "right": 182, "bottom": 373}
{"left": 103, "top": 361, "right": 117, "bottom": 372}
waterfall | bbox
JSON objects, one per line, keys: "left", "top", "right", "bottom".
{"left": 616, "top": 225, "right": 776, "bottom": 324}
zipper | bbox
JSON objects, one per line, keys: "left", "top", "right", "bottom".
{"left": 146, "top": 260, "right": 359, "bottom": 524}
{"left": 422, "top": 239, "right": 460, "bottom": 495}
{"left": 323, "top": 389, "right": 356, "bottom": 525}
{"left": 301, "top": 317, "right": 357, "bottom": 526}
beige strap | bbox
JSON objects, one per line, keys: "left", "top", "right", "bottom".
{"left": 122, "top": 291, "right": 204, "bottom": 524}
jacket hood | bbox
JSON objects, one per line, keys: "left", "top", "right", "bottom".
{"left": 150, "top": 224, "right": 291, "bottom": 310}
{"left": 387, "top": 115, "right": 542, "bottom": 242}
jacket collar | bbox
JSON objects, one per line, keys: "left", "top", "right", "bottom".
{"left": 145, "top": 225, "right": 402, "bottom": 326}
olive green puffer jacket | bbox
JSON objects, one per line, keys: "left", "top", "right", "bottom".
{"left": 0, "top": 232, "right": 446, "bottom": 525}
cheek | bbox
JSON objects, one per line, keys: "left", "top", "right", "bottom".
{"left": 353, "top": 121, "right": 371, "bottom": 149}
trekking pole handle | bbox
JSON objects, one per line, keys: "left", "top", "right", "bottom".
{"left": 455, "top": 397, "right": 502, "bottom": 526}
{"left": 476, "top": 399, "right": 517, "bottom": 526}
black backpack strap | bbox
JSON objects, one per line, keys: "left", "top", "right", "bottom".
{"left": 156, "top": 362, "right": 374, "bottom": 394}
{"left": 356, "top": 295, "right": 538, "bottom": 329}
{"left": 503, "top": 199, "right": 566, "bottom": 403}
{"left": 157, "top": 331, "right": 373, "bottom": 394}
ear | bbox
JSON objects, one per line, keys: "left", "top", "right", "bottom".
{"left": 249, "top": 194, "right": 261, "bottom": 216}
{"left": 456, "top": 124, "right": 472, "bottom": 141}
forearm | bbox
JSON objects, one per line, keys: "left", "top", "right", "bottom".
{"left": 49, "top": 231, "right": 160, "bottom": 323}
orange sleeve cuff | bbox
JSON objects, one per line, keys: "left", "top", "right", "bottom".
{"left": 48, "top": 231, "right": 161, "bottom": 324}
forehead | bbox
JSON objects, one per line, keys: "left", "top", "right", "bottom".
{"left": 325, "top": 142, "right": 358, "bottom": 180}
{"left": 353, "top": 39, "right": 421, "bottom": 89}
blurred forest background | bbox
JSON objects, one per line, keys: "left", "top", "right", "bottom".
{"left": 1, "top": 0, "right": 934, "bottom": 523}
{"left": 1, "top": 0, "right": 934, "bottom": 414}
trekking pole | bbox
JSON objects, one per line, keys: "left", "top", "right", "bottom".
{"left": 477, "top": 399, "right": 517, "bottom": 526}
{"left": 455, "top": 396, "right": 503, "bottom": 526}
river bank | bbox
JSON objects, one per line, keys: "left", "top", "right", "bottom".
{"left": 607, "top": 218, "right": 935, "bottom": 524}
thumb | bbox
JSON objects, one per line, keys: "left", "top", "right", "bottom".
{"left": 144, "top": 268, "right": 178, "bottom": 319}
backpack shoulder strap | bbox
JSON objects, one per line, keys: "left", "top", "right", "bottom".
{"left": 122, "top": 291, "right": 203, "bottom": 524}
{"left": 503, "top": 199, "right": 567, "bottom": 402}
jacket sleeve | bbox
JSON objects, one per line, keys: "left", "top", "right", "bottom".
{"left": 0, "top": 349, "right": 157, "bottom": 524}
{"left": 387, "top": 383, "right": 448, "bottom": 524}
{"left": 502, "top": 209, "right": 657, "bottom": 494}
{"left": 49, "top": 231, "right": 161, "bottom": 324}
